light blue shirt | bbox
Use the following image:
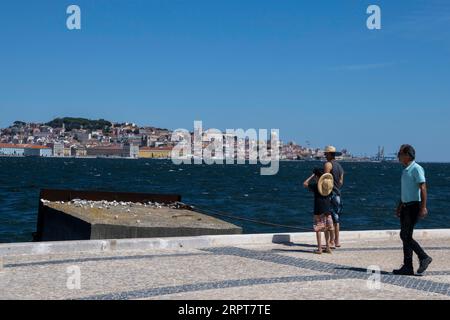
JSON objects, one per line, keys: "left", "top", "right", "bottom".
{"left": 401, "top": 161, "right": 426, "bottom": 203}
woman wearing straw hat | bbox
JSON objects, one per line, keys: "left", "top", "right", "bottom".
{"left": 323, "top": 146, "right": 345, "bottom": 248}
{"left": 304, "top": 168, "right": 335, "bottom": 254}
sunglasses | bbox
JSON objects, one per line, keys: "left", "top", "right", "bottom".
{"left": 398, "top": 152, "right": 412, "bottom": 158}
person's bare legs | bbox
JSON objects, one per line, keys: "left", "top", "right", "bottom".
{"left": 324, "top": 230, "right": 332, "bottom": 253}
{"left": 334, "top": 223, "right": 340, "bottom": 247}
{"left": 329, "top": 228, "right": 335, "bottom": 248}
{"left": 330, "top": 230, "right": 335, "bottom": 247}
{"left": 314, "top": 215, "right": 323, "bottom": 253}
{"left": 315, "top": 232, "right": 322, "bottom": 253}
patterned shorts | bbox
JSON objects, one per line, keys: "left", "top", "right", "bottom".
{"left": 313, "top": 214, "right": 335, "bottom": 232}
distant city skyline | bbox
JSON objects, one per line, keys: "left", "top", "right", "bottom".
{"left": 0, "top": 116, "right": 428, "bottom": 161}
{"left": 1, "top": 1, "right": 449, "bottom": 162}
{"left": 0, "top": 117, "right": 355, "bottom": 165}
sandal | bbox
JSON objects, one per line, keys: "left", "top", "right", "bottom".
{"left": 313, "top": 250, "right": 323, "bottom": 255}
{"left": 324, "top": 248, "right": 333, "bottom": 254}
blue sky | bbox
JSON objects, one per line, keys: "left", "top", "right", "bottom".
{"left": 1, "top": 0, "right": 449, "bottom": 161}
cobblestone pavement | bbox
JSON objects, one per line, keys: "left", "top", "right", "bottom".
{"left": 1, "top": 238, "right": 449, "bottom": 300}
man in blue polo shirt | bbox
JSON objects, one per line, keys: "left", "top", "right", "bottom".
{"left": 393, "top": 144, "right": 432, "bottom": 276}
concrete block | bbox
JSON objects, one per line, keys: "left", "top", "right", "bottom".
{"left": 37, "top": 201, "right": 242, "bottom": 241}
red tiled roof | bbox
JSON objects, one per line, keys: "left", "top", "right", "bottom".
{"left": 0, "top": 143, "right": 51, "bottom": 149}
{"left": 140, "top": 147, "right": 173, "bottom": 151}
{"left": 24, "top": 144, "right": 52, "bottom": 149}
{"left": 0, "top": 143, "right": 25, "bottom": 148}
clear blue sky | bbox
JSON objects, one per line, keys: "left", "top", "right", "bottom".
{"left": 1, "top": 0, "right": 449, "bottom": 161}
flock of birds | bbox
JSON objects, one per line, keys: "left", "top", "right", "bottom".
{"left": 40, "top": 199, "right": 186, "bottom": 224}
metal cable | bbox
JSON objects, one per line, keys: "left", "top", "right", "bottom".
{"left": 182, "top": 202, "right": 313, "bottom": 232}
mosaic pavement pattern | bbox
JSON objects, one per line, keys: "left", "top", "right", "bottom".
{"left": 1, "top": 239, "right": 449, "bottom": 300}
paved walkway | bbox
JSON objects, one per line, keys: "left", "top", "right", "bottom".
{"left": 1, "top": 236, "right": 450, "bottom": 300}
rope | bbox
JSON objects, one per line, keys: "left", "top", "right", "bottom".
{"left": 182, "top": 202, "right": 313, "bottom": 232}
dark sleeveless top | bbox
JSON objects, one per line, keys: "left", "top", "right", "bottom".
{"left": 330, "top": 160, "right": 344, "bottom": 196}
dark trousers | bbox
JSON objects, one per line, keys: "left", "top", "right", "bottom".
{"left": 400, "top": 202, "right": 428, "bottom": 268}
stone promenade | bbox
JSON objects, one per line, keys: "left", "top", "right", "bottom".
{"left": 0, "top": 230, "right": 449, "bottom": 300}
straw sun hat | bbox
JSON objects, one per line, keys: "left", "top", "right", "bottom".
{"left": 324, "top": 145, "right": 342, "bottom": 156}
{"left": 318, "top": 173, "right": 334, "bottom": 197}
{"left": 324, "top": 146, "right": 336, "bottom": 153}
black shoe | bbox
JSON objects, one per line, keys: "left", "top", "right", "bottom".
{"left": 393, "top": 266, "right": 415, "bottom": 276}
{"left": 417, "top": 257, "right": 433, "bottom": 274}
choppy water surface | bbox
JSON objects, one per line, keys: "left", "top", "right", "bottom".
{"left": 0, "top": 157, "right": 448, "bottom": 243}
